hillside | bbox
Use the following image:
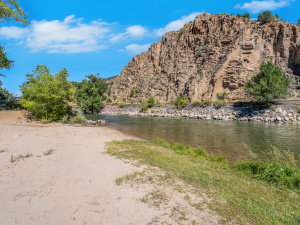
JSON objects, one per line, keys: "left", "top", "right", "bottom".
{"left": 110, "top": 13, "right": 300, "bottom": 103}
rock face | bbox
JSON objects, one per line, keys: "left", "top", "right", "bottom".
{"left": 110, "top": 13, "right": 300, "bottom": 103}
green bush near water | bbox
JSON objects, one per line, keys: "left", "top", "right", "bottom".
{"left": 193, "top": 100, "right": 212, "bottom": 107}
{"left": 174, "top": 95, "right": 189, "bottom": 109}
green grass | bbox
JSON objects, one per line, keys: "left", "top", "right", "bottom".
{"left": 106, "top": 139, "right": 300, "bottom": 224}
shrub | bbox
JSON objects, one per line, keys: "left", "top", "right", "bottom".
{"left": 214, "top": 101, "right": 228, "bottom": 108}
{"left": 174, "top": 95, "right": 189, "bottom": 109}
{"left": 129, "top": 88, "right": 135, "bottom": 97}
{"left": 101, "top": 95, "right": 107, "bottom": 102}
{"left": 192, "top": 101, "right": 202, "bottom": 107}
{"left": 237, "top": 13, "right": 250, "bottom": 19}
{"left": 140, "top": 96, "right": 156, "bottom": 112}
{"left": 73, "top": 111, "right": 86, "bottom": 124}
{"left": 217, "top": 92, "right": 228, "bottom": 100}
{"left": 107, "top": 88, "right": 111, "bottom": 96}
{"left": 113, "top": 96, "right": 117, "bottom": 101}
{"left": 258, "top": 11, "right": 273, "bottom": 23}
{"left": 194, "top": 100, "right": 212, "bottom": 107}
{"left": 107, "top": 98, "right": 112, "bottom": 104}
{"left": 197, "top": 48, "right": 202, "bottom": 56}
{"left": 227, "top": 29, "right": 231, "bottom": 34}
{"left": 245, "top": 61, "right": 289, "bottom": 103}
{"left": 118, "top": 102, "right": 125, "bottom": 108}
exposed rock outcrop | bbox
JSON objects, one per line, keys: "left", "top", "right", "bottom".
{"left": 110, "top": 13, "right": 300, "bottom": 103}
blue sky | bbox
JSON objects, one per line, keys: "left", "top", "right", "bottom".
{"left": 0, "top": 0, "right": 299, "bottom": 95}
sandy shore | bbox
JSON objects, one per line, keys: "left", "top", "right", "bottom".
{"left": 0, "top": 111, "right": 219, "bottom": 225}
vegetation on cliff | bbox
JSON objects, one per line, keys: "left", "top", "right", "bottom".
{"left": 245, "top": 61, "right": 290, "bottom": 103}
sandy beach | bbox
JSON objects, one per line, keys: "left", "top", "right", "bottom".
{"left": 0, "top": 111, "right": 219, "bottom": 225}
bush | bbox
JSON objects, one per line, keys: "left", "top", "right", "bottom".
{"left": 217, "top": 92, "right": 228, "bottom": 100}
{"left": 129, "top": 88, "right": 135, "bottom": 97}
{"left": 140, "top": 96, "right": 156, "bottom": 113}
{"left": 174, "top": 95, "right": 189, "bottom": 109}
{"left": 193, "top": 100, "right": 212, "bottom": 107}
{"left": 101, "top": 95, "right": 107, "bottom": 102}
{"left": 237, "top": 13, "right": 250, "bottom": 19}
{"left": 258, "top": 11, "right": 273, "bottom": 23}
{"left": 214, "top": 101, "right": 228, "bottom": 108}
{"left": 107, "top": 98, "right": 112, "bottom": 104}
{"left": 296, "top": 105, "right": 300, "bottom": 113}
{"left": 245, "top": 61, "right": 290, "bottom": 103}
{"left": 73, "top": 111, "right": 87, "bottom": 124}
{"left": 117, "top": 102, "right": 125, "bottom": 108}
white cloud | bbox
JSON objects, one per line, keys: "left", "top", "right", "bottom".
{"left": 122, "top": 43, "right": 151, "bottom": 55}
{"left": 109, "top": 25, "right": 148, "bottom": 43}
{"left": 154, "top": 12, "right": 203, "bottom": 37}
{"left": 0, "top": 15, "right": 111, "bottom": 54}
{"left": 235, "top": 0, "right": 294, "bottom": 14}
{"left": 0, "top": 26, "right": 30, "bottom": 39}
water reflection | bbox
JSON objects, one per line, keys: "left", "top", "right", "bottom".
{"left": 86, "top": 114, "right": 300, "bottom": 161}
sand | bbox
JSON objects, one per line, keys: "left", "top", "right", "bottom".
{"left": 0, "top": 111, "right": 220, "bottom": 225}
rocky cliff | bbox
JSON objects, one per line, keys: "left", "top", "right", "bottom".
{"left": 110, "top": 13, "right": 300, "bottom": 103}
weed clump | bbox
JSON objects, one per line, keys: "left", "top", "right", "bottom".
{"left": 174, "top": 95, "right": 189, "bottom": 109}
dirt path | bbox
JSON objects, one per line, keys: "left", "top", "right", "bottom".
{"left": 0, "top": 111, "right": 220, "bottom": 225}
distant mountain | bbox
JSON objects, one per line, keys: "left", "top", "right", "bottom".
{"left": 109, "top": 13, "right": 300, "bottom": 103}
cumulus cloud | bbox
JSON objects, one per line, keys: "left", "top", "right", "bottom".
{"left": 154, "top": 12, "right": 203, "bottom": 37}
{"left": 235, "top": 0, "right": 294, "bottom": 14}
{"left": 0, "top": 15, "right": 110, "bottom": 53}
{"left": 109, "top": 25, "right": 148, "bottom": 43}
{"left": 122, "top": 43, "right": 151, "bottom": 55}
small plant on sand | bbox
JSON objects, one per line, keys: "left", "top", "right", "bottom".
{"left": 10, "top": 153, "right": 33, "bottom": 163}
{"left": 0, "top": 148, "right": 7, "bottom": 153}
{"left": 44, "top": 149, "right": 55, "bottom": 156}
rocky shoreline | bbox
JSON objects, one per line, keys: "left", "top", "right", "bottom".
{"left": 100, "top": 101, "right": 300, "bottom": 125}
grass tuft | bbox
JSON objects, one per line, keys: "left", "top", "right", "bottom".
{"left": 44, "top": 148, "right": 55, "bottom": 156}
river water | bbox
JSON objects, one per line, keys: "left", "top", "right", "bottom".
{"left": 85, "top": 114, "right": 300, "bottom": 161}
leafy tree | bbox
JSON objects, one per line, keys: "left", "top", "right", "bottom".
{"left": 237, "top": 13, "right": 250, "bottom": 19}
{"left": 245, "top": 61, "right": 290, "bottom": 103}
{"left": 0, "top": 0, "right": 29, "bottom": 78}
{"left": 297, "top": 18, "right": 300, "bottom": 25}
{"left": 19, "top": 65, "right": 74, "bottom": 121}
{"left": 0, "top": 82, "right": 20, "bottom": 109}
{"left": 75, "top": 74, "right": 107, "bottom": 113}
{"left": 258, "top": 11, "right": 274, "bottom": 23}
{"left": 140, "top": 96, "right": 156, "bottom": 113}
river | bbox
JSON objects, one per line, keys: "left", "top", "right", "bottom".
{"left": 85, "top": 114, "right": 300, "bottom": 161}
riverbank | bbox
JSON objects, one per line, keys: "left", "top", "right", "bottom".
{"left": 100, "top": 101, "right": 300, "bottom": 124}
{"left": 0, "top": 111, "right": 221, "bottom": 224}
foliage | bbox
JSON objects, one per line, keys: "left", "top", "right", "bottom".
{"left": 236, "top": 13, "right": 251, "bottom": 19}
{"left": 140, "top": 96, "right": 156, "bottom": 113}
{"left": 72, "top": 110, "right": 87, "bottom": 124}
{"left": 113, "top": 95, "right": 117, "bottom": 101}
{"left": 129, "top": 88, "right": 135, "bottom": 97}
{"left": 296, "top": 105, "right": 300, "bottom": 113}
{"left": 75, "top": 74, "right": 107, "bottom": 113}
{"left": 101, "top": 95, "right": 107, "bottom": 102}
{"left": 196, "top": 47, "right": 202, "bottom": 56}
{"left": 216, "top": 92, "right": 228, "bottom": 100}
{"left": 214, "top": 101, "right": 228, "bottom": 108}
{"left": 237, "top": 144, "right": 300, "bottom": 190}
{"left": 258, "top": 10, "right": 275, "bottom": 23}
{"left": 107, "top": 98, "right": 112, "bottom": 104}
{"left": 0, "top": 0, "right": 29, "bottom": 25}
{"left": 227, "top": 29, "right": 231, "bottom": 34}
{"left": 174, "top": 95, "right": 189, "bottom": 109}
{"left": 0, "top": 82, "right": 20, "bottom": 109}
{"left": 245, "top": 61, "right": 290, "bottom": 103}
{"left": 192, "top": 100, "right": 212, "bottom": 107}
{"left": 107, "top": 88, "right": 111, "bottom": 96}
{"left": 19, "top": 65, "right": 74, "bottom": 121}
{"left": 0, "top": 0, "right": 29, "bottom": 78}
{"left": 117, "top": 102, "right": 125, "bottom": 108}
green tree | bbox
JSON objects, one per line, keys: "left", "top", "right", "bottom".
{"left": 19, "top": 65, "right": 74, "bottom": 121}
{"left": 237, "top": 13, "right": 250, "bottom": 19}
{"left": 297, "top": 18, "right": 300, "bottom": 28}
{"left": 0, "top": 82, "right": 20, "bottom": 109}
{"left": 75, "top": 74, "right": 107, "bottom": 113}
{"left": 258, "top": 11, "right": 273, "bottom": 23}
{"left": 245, "top": 61, "right": 290, "bottom": 103}
{"left": 0, "top": 0, "right": 29, "bottom": 78}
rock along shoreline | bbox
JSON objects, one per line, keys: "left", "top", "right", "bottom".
{"left": 99, "top": 101, "right": 300, "bottom": 125}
